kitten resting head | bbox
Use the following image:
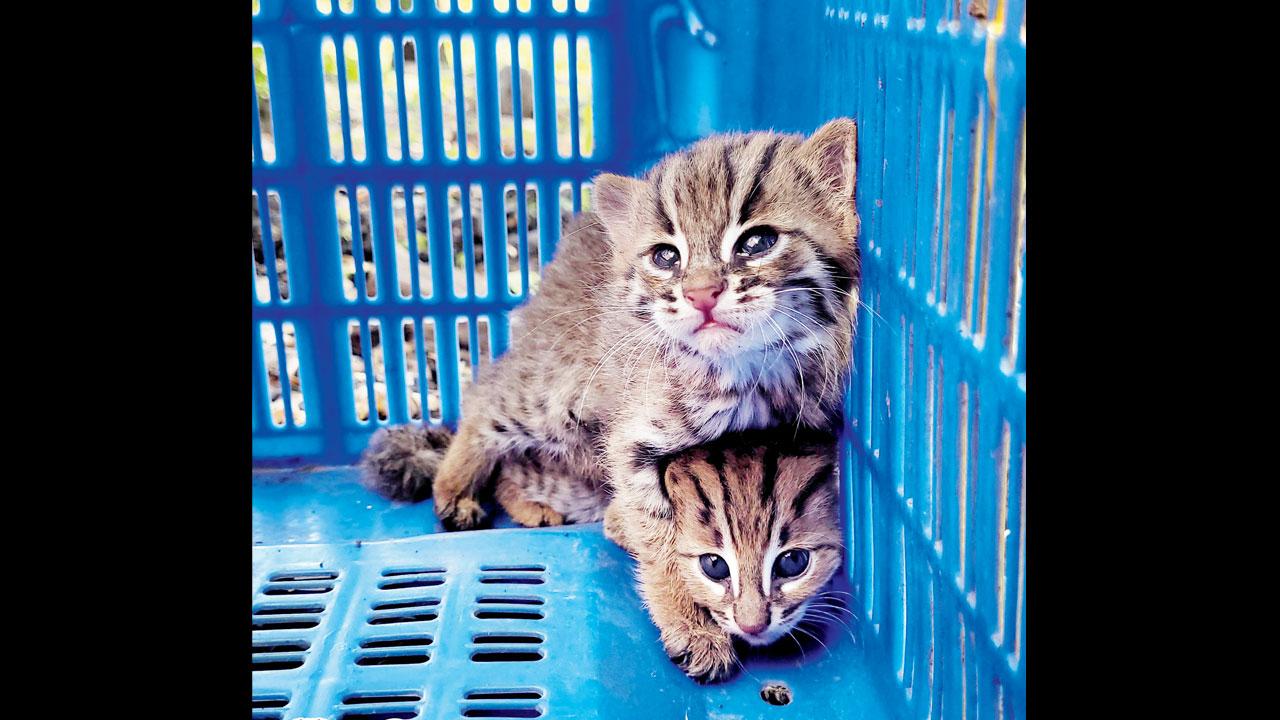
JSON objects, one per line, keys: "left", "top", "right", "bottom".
{"left": 592, "top": 119, "right": 860, "bottom": 364}
{"left": 661, "top": 429, "right": 843, "bottom": 647}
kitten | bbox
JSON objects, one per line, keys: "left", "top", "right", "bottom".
{"left": 361, "top": 118, "right": 859, "bottom": 534}
{"left": 604, "top": 429, "right": 844, "bottom": 683}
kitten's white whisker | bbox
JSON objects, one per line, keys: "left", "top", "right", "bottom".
{"left": 517, "top": 304, "right": 641, "bottom": 338}
{"left": 543, "top": 308, "right": 651, "bottom": 353}
{"left": 770, "top": 286, "right": 888, "bottom": 330}
{"left": 573, "top": 322, "right": 656, "bottom": 429}
{"left": 785, "top": 628, "right": 809, "bottom": 664}
{"left": 790, "top": 624, "right": 832, "bottom": 658}
{"left": 802, "top": 610, "right": 857, "bottom": 643}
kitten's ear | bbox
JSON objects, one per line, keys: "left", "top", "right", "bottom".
{"left": 591, "top": 173, "right": 646, "bottom": 231}
{"left": 799, "top": 117, "right": 858, "bottom": 201}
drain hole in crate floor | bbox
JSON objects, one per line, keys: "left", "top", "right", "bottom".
{"left": 357, "top": 652, "right": 430, "bottom": 665}
{"left": 479, "top": 576, "right": 544, "bottom": 585}
{"left": 466, "top": 690, "right": 543, "bottom": 700}
{"left": 340, "top": 712, "right": 418, "bottom": 720}
{"left": 379, "top": 577, "right": 445, "bottom": 590}
{"left": 479, "top": 565, "right": 544, "bottom": 572}
{"left": 473, "top": 634, "right": 542, "bottom": 644}
{"left": 471, "top": 650, "right": 543, "bottom": 662}
{"left": 271, "top": 571, "right": 338, "bottom": 581}
{"left": 253, "top": 618, "right": 320, "bottom": 630}
{"left": 477, "top": 596, "right": 543, "bottom": 605}
{"left": 253, "top": 656, "right": 305, "bottom": 671}
{"left": 253, "top": 695, "right": 290, "bottom": 709}
{"left": 474, "top": 609, "right": 543, "bottom": 620}
{"left": 362, "top": 635, "right": 433, "bottom": 648}
{"left": 373, "top": 598, "right": 441, "bottom": 611}
{"left": 370, "top": 611, "right": 439, "bottom": 624}
{"left": 265, "top": 585, "right": 333, "bottom": 595}
{"left": 254, "top": 641, "right": 310, "bottom": 653}
{"left": 463, "top": 710, "right": 541, "bottom": 719}
{"left": 343, "top": 692, "right": 423, "bottom": 704}
{"left": 254, "top": 604, "right": 323, "bottom": 615}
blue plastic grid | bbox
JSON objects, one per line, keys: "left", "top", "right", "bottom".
{"left": 252, "top": 1, "right": 1026, "bottom": 718}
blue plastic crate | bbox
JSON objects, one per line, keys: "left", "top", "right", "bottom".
{"left": 251, "top": 1, "right": 1026, "bottom": 718}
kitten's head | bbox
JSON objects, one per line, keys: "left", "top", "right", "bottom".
{"left": 661, "top": 429, "right": 843, "bottom": 647}
{"left": 592, "top": 119, "right": 860, "bottom": 364}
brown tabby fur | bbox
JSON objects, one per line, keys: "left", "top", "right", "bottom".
{"left": 361, "top": 119, "right": 859, "bottom": 535}
{"left": 605, "top": 430, "right": 843, "bottom": 682}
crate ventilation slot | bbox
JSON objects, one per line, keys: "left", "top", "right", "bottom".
{"left": 356, "top": 632, "right": 432, "bottom": 665}
{"left": 264, "top": 570, "right": 339, "bottom": 595}
{"left": 253, "top": 643, "right": 307, "bottom": 672}
{"left": 254, "top": 603, "right": 324, "bottom": 615}
{"left": 252, "top": 694, "right": 290, "bottom": 720}
{"left": 378, "top": 567, "right": 446, "bottom": 590}
{"left": 252, "top": 600, "right": 325, "bottom": 630}
{"left": 372, "top": 598, "right": 441, "bottom": 611}
{"left": 474, "top": 594, "right": 545, "bottom": 620}
{"left": 369, "top": 597, "right": 440, "bottom": 625}
{"left": 339, "top": 691, "right": 423, "bottom": 720}
{"left": 470, "top": 632, "right": 545, "bottom": 663}
{"left": 253, "top": 615, "right": 320, "bottom": 630}
{"left": 361, "top": 634, "right": 433, "bottom": 649}
{"left": 462, "top": 688, "right": 544, "bottom": 718}
{"left": 478, "top": 565, "right": 546, "bottom": 585}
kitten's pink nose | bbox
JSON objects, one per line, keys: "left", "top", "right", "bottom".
{"left": 738, "top": 619, "right": 768, "bottom": 636}
{"left": 684, "top": 281, "right": 725, "bottom": 314}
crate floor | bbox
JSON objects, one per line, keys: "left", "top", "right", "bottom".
{"left": 253, "top": 467, "right": 898, "bottom": 720}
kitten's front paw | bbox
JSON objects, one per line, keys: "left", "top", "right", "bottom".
{"left": 438, "top": 496, "right": 487, "bottom": 531}
{"left": 665, "top": 627, "right": 737, "bottom": 684}
{"left": 507, "top": 500, "right": 565, "bottom": 528}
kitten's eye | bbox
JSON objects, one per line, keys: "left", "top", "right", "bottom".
{"left": 651, "top": 244, "right": 680, "bottom": 270}
{"left": 699, "top": 553, "right": 730, "bottom": 581}
{"left": 734, "top": 228, "right": 779, "bottom": 258}
{"left": 773, "top": 549, "right": 810, "bottom": 579}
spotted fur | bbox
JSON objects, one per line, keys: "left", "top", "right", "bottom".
{"left": 604, "top": 430, "right": 843, "bottom": 682}
{"left": 358, "top": 118, "right": 859, "bottom": 533}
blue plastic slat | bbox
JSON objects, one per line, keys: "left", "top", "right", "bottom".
{"left": 391, "top": 31, "right": 412, "bottom": 163}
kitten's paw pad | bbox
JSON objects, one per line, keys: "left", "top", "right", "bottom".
{"left": 439, "top": 497, "right": 487, "bottom": 531}
{"left": 667, "top": 631, "right": 737, "bottom": 684}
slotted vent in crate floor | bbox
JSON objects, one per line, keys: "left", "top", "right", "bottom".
{"left": 370, "top": 566, "right": 446, "bottom": 626}
{"left": 463, "top": 688, "right": 545, "bottom": 718}
{"left": 338, "top": 691, "right": 423, "bottom": 720}
{"left": 252, "top": 523, "right": 893, "bottom": 720}
{"left": 253, "top": 569, "right": 338, "bottom": 673}
{"left": 252, "top": 694, "right": 290, "bottom": 720}
{"left": 471, "top": 631, "right": 545, "bottom": 663}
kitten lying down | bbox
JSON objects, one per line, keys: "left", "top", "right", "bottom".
{"left": 364, "top": 424, "right": 843, "bottom": 683}
{"left": 604, "top": 429, "right": 843, "bottom": 683}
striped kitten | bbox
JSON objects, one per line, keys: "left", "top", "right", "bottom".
{"left": 361, "top": 118, "right": 859, "bottom": 533}
{"left": 604, "top": 430, "right": 844, "bottom": 683}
